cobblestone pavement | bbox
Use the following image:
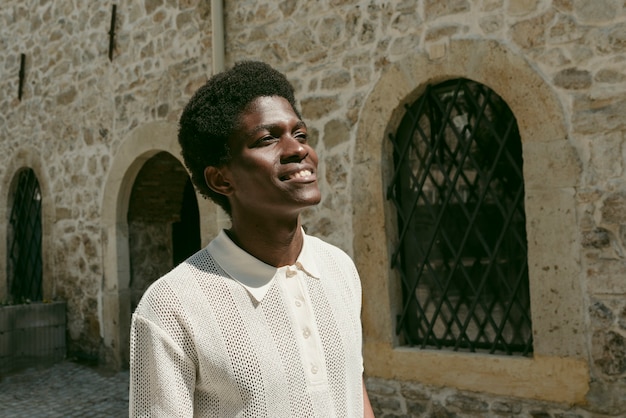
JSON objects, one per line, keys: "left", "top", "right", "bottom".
{"left": 0, "top": 360, "right": 129, "bottom": 417}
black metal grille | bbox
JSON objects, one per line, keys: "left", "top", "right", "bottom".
{"left": 7, "top": 169, "right": 43, "bottom": 302}
{"left": 388, "top": 78, "right": 532, "bottom": 356}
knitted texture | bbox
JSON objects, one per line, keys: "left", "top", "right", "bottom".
{"left": 129, "top": 234, "right": 364, "bottom": 417}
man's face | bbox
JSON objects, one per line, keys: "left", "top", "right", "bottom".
{"left": 220, "top": 95, "right": 321, "bottom": 217}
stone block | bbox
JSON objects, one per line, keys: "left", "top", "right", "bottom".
{"left": 300, "top": 95, "right": 340, "bottom": 120}
{"left": 369, "top": 394, "right": 402, "bottom": 412}
{"left": 573, "top": 96, "right": 626, "bottom": 136}
{"left": 523, "top": 140, "right": 581, "bottom": 189}
{"left": 14, "top": 326, "right": 65, "bottom": 357}
{"left": 582, "top": 227, "right": 612, "bottom": 249}
{"left": 588, "top": 131, "right": 624, "bottom": 183}
{"left": 406, "top": 400, "right": 428, "bottom": 416}
{"left": 553, "top": 68, "right": 592, "bottom": 89}
{"left": 10, "top": 302, "right": 66, "bottom": 330}
{"left": 586, "top": 379, "right": 626, "bottom": 415}
{"left": 508, "top": 0, "right": 539, "bottom": 15}
{"left": 586, "top": 257, "right": 626, "bottom": 294}
{"left": 589, "top": 299, "right": 615, "bottom": 328}
{"left": 592, "top": 330, "right": 626, "bottom": 376}
{"left": 424, "top": 0, "right": 470, "bottom": 19}
{"left": 525, "top": 188, "right": 586, "bottom": 357}
{"left": 601, "top": 190, "right": 626, "bottom": 224}
{"left": 400, "top": 381, "right": 431, "bottom": 401}
{"left": 446, "top": 394, "right": 489, "bottom": 412}
{"left": 574, "top": 0, "right": 620, "bottom": 23}
{"left": 510, "top": 11, "right": 553, "bottom": 48}
{"left": 0, "top": 301, "right": 66, "bottom": 374}
{"left": 323, "top": 119, "right": 350, "bottom": 150}
{"left": 491, "top": 401, "right": 522, "bottom": 414}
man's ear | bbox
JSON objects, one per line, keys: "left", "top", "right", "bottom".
{"left": 204, "top": 166, "right": 233, "bottom": 196}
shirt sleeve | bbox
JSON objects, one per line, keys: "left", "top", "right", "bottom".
{"left": 129, "top": 312, "right": 196, "bottom": 417}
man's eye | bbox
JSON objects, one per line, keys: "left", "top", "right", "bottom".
{"left": 254, "top": 136, "right": 276, "bottom": 146}
{"left": 295, "top": 132, "right": 308, "bottom": 142}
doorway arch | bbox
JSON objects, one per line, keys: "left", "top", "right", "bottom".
{"left": 100, "top": 121, "right": 222, "bottom": 368}
{"left": 127, "top": 151, "right": 201, "bottom": 314}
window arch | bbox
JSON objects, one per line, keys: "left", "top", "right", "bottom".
{"left": 353, "top": 39, "right": 587, "bottom": 403}
{"left": 388, "top": 78, "right": 531, "bottom": 355}
{"left": 7, "top": 168, "right": 43, "bottom": 303}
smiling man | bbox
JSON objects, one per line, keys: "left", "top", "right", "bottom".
{"left": 129, "top": 61, "right": 374, "bottom": 417}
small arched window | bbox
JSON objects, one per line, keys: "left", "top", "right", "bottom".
{"left": 388, "top": 78, "right": 532, "bottom": 356}
{"left": 7, "top": 168, "right": 43, "bottom": 303}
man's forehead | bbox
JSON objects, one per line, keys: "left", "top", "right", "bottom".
{"left": 238, "top": 97, "right": 302, "bottom": 128}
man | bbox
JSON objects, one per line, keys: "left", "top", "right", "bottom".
{"left": 129, "top": 61, "right": 374, "bottom": 417}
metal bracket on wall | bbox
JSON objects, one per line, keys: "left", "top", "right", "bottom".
{"left": 18, "top": 53, "right": 25, "bottom": 101}
{"left": 108, "top": 4, "right": 117, "bottom": 61}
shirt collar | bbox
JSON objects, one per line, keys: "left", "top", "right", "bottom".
{"left": 207, "top": 229, "right": 320, "bottom": 302}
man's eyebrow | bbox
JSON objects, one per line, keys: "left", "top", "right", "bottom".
{"left": 248, "top": 120, "right": 307, "bottom": 136}
{"left": 293, "top": 120, "right": 307, "bottom": 130}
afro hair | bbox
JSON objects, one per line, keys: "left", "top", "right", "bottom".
{"left": 178, "top": 60, "right": 301, "bottom": 215}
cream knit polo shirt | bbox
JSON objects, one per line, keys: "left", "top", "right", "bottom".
{"left": 129, "top": 230, "right": 364, "bottom": 417}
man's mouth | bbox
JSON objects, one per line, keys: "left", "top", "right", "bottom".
{"left": 282, "top": 169, "right": 313, "bottom": 181}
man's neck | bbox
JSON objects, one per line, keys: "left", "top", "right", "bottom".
{"left": 226, "top": 216, "right": 304, "bottom": 267}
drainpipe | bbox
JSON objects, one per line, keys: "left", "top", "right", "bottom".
{"left": 211, "top": 0, "right": 225, "bottom": 74}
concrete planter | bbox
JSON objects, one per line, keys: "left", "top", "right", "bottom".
{"left": 0, "top": 301, "right": 66, "bottom": 374}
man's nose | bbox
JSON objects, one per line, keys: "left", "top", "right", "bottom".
{"left": 281, "top": 135, "right": 308, "bottom": 162}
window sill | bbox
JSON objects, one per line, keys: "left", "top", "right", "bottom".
{"left": 364, "top": 342, "right": 589, "bottom": 404}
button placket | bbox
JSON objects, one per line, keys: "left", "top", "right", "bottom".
{"left": 281, "top": 265, "right": 328, "bottom": 385}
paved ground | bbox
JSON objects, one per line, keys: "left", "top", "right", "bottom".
{"left": 0, "top": 359, "right": 129, "bottom": 417}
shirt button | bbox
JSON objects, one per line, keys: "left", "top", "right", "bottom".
{"left": 311, "top": 365, "right": 318, "bottom": 374}
{"left": 295, "top": 300, "right": 302, "bottom": 307}
{"left": 303, "top": 328, "right": 311, "bottom": 338}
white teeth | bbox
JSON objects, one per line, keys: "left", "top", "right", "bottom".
{"left": 291, "top": 170, "right": 311, "bottom": 179}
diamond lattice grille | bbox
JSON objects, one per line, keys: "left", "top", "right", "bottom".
{"left": 8, "top": 168, "right": 43, "bottom": 302}
{"left": 388, "top": 78, "right": 533, "bottom": 356}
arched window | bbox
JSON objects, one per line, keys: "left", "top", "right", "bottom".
{"left": 7, "top": 168, "right": 43, "bottom": 303}
{"left": 387, "top": 78, "right": 532, "bottom": 356}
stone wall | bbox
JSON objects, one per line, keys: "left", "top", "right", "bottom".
{"left": 0, "top": 0, "right": 213, "bottom": 357}
{"left": 367, "top": 377, "right": 598, "bottom": 418}
{"left": 1, "top": 0, "right": 625, "bottom": 415}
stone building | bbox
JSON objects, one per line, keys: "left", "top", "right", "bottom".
{"left": 1, "top": 0, "right": 625, "bottom": 416}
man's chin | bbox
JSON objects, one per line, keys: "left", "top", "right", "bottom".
{"left": 292, "top": 197, "right": 321, "bottom": 214}
{"left": 305, "top": 193, "right": 322, "bottom": 207}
